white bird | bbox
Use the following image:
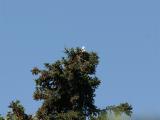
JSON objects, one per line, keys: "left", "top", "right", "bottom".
{"left": 81, "top": 46, "right": 85, "bottom": 52}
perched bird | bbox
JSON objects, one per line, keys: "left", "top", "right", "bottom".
{"left": 81, "top": 46, "right": 85, "bottom": 52}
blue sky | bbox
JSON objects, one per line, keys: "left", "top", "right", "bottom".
{"left": 0, "top": 0, "right": 160, "bottom": 117}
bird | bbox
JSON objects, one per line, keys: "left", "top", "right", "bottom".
{"left": 81, "top": 46, "right": 85, "bottom": 52}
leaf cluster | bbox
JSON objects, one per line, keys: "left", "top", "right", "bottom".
{"left": 0, "top": 47, "right": 133, "bottom": 120}
{"left": 6, "top": 100, "right": 32, "bottom": 120}
{"left": 31, "top": 47, "right": 101, "bottom": 119}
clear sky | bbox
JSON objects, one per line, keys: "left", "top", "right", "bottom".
{"left": 0, "top": 0, "right": 160, "bottom": 117}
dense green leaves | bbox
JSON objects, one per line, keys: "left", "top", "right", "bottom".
{"left": 6, "top": 100, "right": 32, "bottom": 120}
{"left": 32, "top": 47, "right": 101, "bottom": 119}
{"left": 0, "top": 115, "right": 4, "bottom": 120}
{"left": 1, "top": 47, "right": 132, "bottom": 120}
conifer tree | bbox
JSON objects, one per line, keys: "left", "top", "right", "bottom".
{"left": 1, "top": 47, "right": 132, "bottom": 120}
{"left": 6, "top": 100, "right": 32, "bottom": 120}
{"left": 31, "top": 47, "right": 101, "bottom": 120}
{"left": 0, "top": 115, "right": 4, "bottom": 120}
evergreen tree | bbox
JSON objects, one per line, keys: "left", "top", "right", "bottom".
{"left": 6, "top": 100, "right": 33, "bottom": 120}
{"left": 91, "top": 103, "right": 132, "bottom": 120}
{"left": 106, "top": 103, "right": 132, "bottom": 117}
{"left": 0, "top": 115, "right": 4, "bottom": 120}
{"left": 31, "top": 47, "right": 101, "bottom": 120}
{"left": 1, "top": 47, "right": 132, "bottom": 120}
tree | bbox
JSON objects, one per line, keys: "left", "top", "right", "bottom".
{"left": 6, "top": 100, "right": 32, "bottom": 120}
{"left": 90, "top": 103, "right": 132, "bottom": 120}
{"left": 31, "top": 47, "right": 101, "bottom": 120}
{"left": 1, "top": 47, "right": 132, "bottom": 120}
{"left": 0, "top": 115, "right": 4, "bottom": 120}
{"left": 106, "top": 103, "right": 132, "bottom": 117}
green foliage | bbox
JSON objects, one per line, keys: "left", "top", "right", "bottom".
{"left": 56, "top": 111, "right": 85, "bottom": 120}
{"left": 0, "top": 47, "right": 133, "bottom": 120}
{"left": 0, "top": 115, "right": 4, "bottom": 120}
{"left": 90, "top": 111, "right": 109, "bottom": 120}
{"left": 6, "top": 100, "right": 33, "bottom": 120}
{"left": 31, "top": 47, "right": 101, "bottom": 119}
{"left": 91, "top": 103, "right": 132, "bottom": 120}
{"left": 106, "top": 103, "right": 132, "bottom": 117}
